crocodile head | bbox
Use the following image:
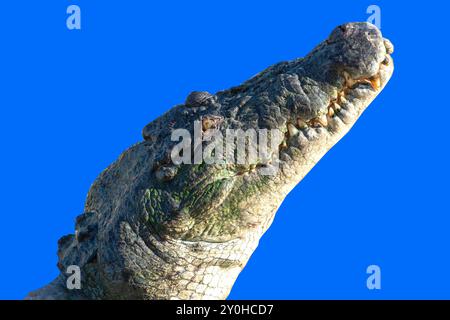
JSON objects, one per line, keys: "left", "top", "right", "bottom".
{"left": 144, "top": 22, "right": 394, "bottom": 243}
{"left": 29, "top": 22, "right": 394, "bottom": 300}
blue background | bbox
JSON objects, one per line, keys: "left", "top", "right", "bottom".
{"left": 1, "top": 0, "right": 449, "bottom": 299}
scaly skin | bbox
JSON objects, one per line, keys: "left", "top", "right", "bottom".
{"left": 27, "top": 22, "right": 394, "bottom": 300}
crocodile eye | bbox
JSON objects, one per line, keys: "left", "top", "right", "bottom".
{"left": 201, "top": 115, "right": 223, "bottom": 131}
{"left": 185, "top": 91, "right": 213, "bottom": 108}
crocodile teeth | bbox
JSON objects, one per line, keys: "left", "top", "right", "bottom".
{"left": 287, "top": 123, "right": 299, "bottom": 136}
{"left": 297, "top": 118, "right": 308, "bottom": 129}
{"left": 317, "top": 114, "right": 328, "bottom": 126}
{"left": 328, "top": 106, "right": 335, "bottom": 117}
{"left": 369, "top": 75, "right": 381, "bottom": 91}
{"left": 333, "top": 102, "right": 341, "bottom": 110}
{"left": 339, "top": 96, "right": 348, "bottom": 106}
{"left": 343, "top": 71, "right": 356, "bottom": 87}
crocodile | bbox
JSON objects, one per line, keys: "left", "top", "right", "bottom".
{"left": 27, "top": 22, "right": 394, "bottom": 300}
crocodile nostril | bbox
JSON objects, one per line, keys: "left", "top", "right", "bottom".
{"left": 384, "top": 38, "right": 394, "bottom": 54}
